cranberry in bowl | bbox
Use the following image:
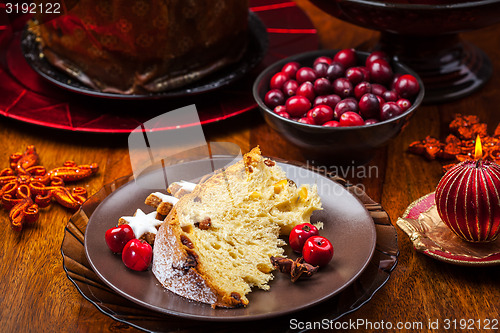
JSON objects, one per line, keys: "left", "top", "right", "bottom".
{"left": 252, "top": 49, "right": 424, "bottom": 164}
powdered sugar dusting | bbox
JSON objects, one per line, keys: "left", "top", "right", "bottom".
{"left": 152, "top": 218, "right": 217, "bottom": 305}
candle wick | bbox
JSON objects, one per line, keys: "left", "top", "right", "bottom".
{"left": 476, "top": 159, "right": 481, "bottom": 168}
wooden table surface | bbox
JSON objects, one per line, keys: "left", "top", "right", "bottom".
{"left": 1, "top": 1, "right": 499, "bottom": 332}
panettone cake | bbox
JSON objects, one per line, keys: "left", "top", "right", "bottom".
{"left": 32, "top": 0, "right": 249, "bottom": 94}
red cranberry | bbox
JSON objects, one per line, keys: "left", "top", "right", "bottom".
{"left": 334, "top": 97, "right": 358, "bottom": 119}
{"left": 264, "top": 89, "right": 285, "bottom": 108}
{"left": 368, "top": 58, "right": 393, "bottom": 84}
{"left": 354, "top": 81, "right": 372, "bottom": 100}
{"left": 289, "top": 223, "right": 320, "bottom": 253}
{"left": 314, "top": 95, "right": 327, "bottom": 106}
{"left": 358, "top": 93, "right": 380, "bottom": 119}
{"left": 297, "top": 81, "right": 316, "bottom": 102}
{"left": 333, "top": 48, "right": 357, "bottom": 69}
{"left": 274, "top": 105, "right": 287, "bottom": 113}
{"left": 332, "top": 78, "right": 353, "bottom": 98}
{"left": 371, "top": 83, "right": 387, "bottom": 96}
{"left": 296, "top": 67, "right": 317, "bottom": 84}
{"left": 365, "top": 50, "right": 389, "bottom": 68}
{"left": 276, "top": 111, "right": 290, "bottom": 119}
{"left": 376, "top": 95, "right": 385, "bottom": 106}
{"left": 326, "top": 62, "right": 345, "bottom": 81}
{"left": 286, "top": 95, "right": 311, "bottom": 117}
{"left": 313, "top": 56, "right": 332, "bottom": 66}
{"left": 364, "top": 119, "right": 379, "bottom": 125}
{"left": 282, "top": 80, "right": 298, "bottom": 97}
{"left": 308, "top": 105, "right": 334, "bottom": 125}
{"left": 313, "top": 62, "right": 329, "bottom": 78}
{"left": 314, "top": 78, "right": 332, "bottom": 96}
{"left": 314, "top": 94, "right": 341, "bottom": 109}
{"left": 298, "top": 117, "right": 314, "bottom": 125}
{"left": 358, "top": 66, "right": 371, "bottom": 82}
{"left": 380, "top": 102, "right": 403, "bottom": 121}
{"left": 382, "top": 90, "right": 399, "bottom": 102}
{"left": 122, "top": 239, "right": 153, "bottom": 271}
{"left": 323, "top": 120, "right": 341, "bottom": 127}
{"left": 340, "top": 111, "right": 364, "bottom": 127}
{"left": 345, "top": 67, "right": 365, "bottom": 85}
{"left": 282, "top": 61, "right": 300, "bottom": 79}
{"left": 394, "top": 74, "right": 420, "bottom": 99}
{"left": 306, "top": 109, "right": 314, "bottom": 119}
{"left": 391, "top": 73, "right": 403, "bottom": 89}
{"left": 105, "top": 225, "right": 135, "bottom": 254}
{"left": 396, "top": 98, "right": 411, "bottom": 111}
{"left": 270, "top": 72, "right": 289, "bottom": 90}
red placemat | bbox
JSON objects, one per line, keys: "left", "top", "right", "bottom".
{"left": 0, "top": 0, "right": 318, "bottom": 133}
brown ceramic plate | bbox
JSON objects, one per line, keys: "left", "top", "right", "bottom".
{"left": 84, "top": 157, "right": 376, "bottom": 321}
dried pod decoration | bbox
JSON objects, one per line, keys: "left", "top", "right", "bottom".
{"left": 270, "top": 256, "right": 319, "bottom": 282}
{"left": 0, "top": 146, "right": 98, "bottom": 231}
{"left": 408, "top": 114, "right": 500, "bottom": 172}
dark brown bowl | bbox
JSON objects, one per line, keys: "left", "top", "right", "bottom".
{"left": 308, "top": 0, "right": 500, "bottom": 103}
{"left": 253, "top": 49, "right": 424, "bottom": 165}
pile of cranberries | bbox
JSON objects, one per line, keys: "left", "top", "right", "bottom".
{"left": 105, "top": 225, "right": 153, "bottom": 271}
{"left": 263, "top": 49, "right": 420, "bottom": 127}
{"left": 289, "top": 223, "right": 333, "bottom": 267}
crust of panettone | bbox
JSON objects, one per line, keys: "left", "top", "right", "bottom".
{"left": 152, "top": 209, "right": 248, "bottom": 308}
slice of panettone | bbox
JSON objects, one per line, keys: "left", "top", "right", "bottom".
{"left": 152, "top": 147, "right": 322, "bottom": 308}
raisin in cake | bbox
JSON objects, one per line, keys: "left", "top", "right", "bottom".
{"left": 152, "top": 147, "right": 322, "bottom": 308}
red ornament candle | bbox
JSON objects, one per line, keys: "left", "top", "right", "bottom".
{"left": 435, "top": 136, "right": 500, "bottom": 242}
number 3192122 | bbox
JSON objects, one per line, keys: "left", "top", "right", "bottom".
{"left": 5, "top": 2, "right": 61, "bottom": 14}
